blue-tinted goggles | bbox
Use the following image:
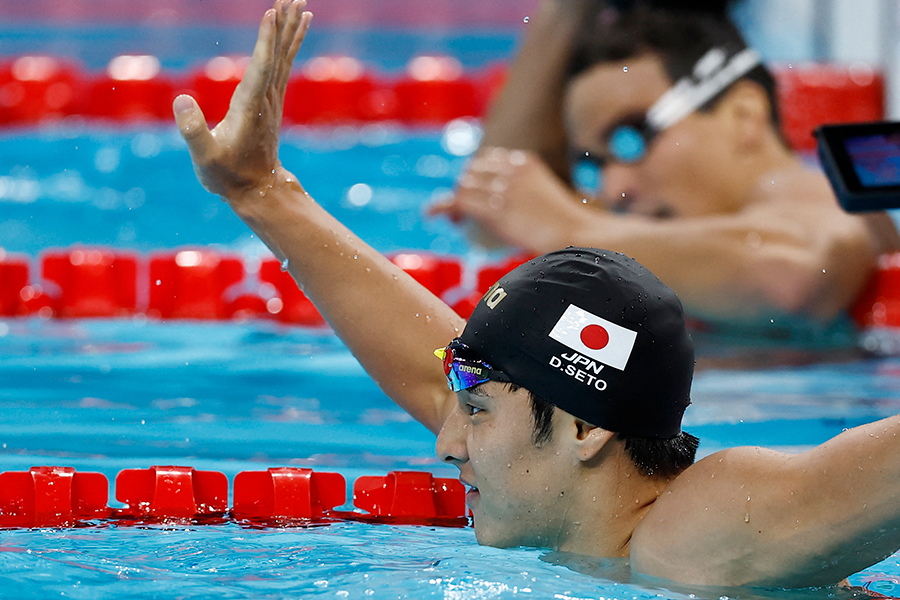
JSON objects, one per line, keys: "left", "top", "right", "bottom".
{"left": 434, "top": 338, "right": 511, "bottom": 392}
{"left": 574, "top": 116, "right": 658, "bottom": 169}
{"left": 569, "top": 116, "right": 656, "bottom": 196}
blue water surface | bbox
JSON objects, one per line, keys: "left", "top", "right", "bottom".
{"left": 0, "top": 124, "right": 481, "bottom": 258}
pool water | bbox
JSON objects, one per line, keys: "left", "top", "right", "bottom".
{"left": 0, "top": 125, "right": 475, "bottom": 257}
{"left": 6, "top": 126, "right": 900, "bottom": 598}
{"left": 4, "top": 318, "right": 900, "bottom": 599}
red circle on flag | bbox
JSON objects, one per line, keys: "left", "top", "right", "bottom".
{"left": 580, "top": 324, "right": 609, "bottom": 350}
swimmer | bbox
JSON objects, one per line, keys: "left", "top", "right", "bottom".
{"left": 430, "top": 0, "right": 900, "bottom": 325}
{"left": 173, "top": 0, "right": 900, "bottom": 587}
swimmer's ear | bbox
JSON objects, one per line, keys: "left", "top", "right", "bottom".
{"left": 717, "top": 79, "right": 771, "bottom": 152}
{"left": 572, "top": 420, "right": 615, "bottom": 463}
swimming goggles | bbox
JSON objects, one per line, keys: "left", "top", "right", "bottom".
{"left": 434, "top": 338, "right": 511, "bottom": 392}
{"left": 574, "top": 46, "right": 762, "bottom": 169}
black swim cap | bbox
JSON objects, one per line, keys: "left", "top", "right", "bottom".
{"left": 458, "top": 248, "right": 693, "bottom": 438}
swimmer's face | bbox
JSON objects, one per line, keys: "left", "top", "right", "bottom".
{"left": 564, "top": 54, "right": 748, "bottom": 218}
{"left": 435, "top": 382, "right": 576, "bottom": 549}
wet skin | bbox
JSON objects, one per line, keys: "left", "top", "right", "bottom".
{"left": 436, "top": 382, "right": 578, "bottom": 549}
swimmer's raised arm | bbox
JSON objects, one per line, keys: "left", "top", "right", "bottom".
{"left": 172, "top": 0, "right": 461, "bottom": 433}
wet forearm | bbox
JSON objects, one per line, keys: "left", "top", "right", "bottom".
{"left": 557, "top": 211, "right": 862, "bottom": 323}
{"left": 227, "top": 167, "right": 463, "bottom": 432}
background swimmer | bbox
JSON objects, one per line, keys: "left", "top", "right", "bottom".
{"left": 430, "top": 0, "right": 900, "bottom": 326}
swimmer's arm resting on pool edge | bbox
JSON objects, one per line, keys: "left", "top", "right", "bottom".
{"left": 630, "top": 413, "right": 900, "bottom": 587}
{"left": 172, "top": 0, "right": 461, "bottom": 434}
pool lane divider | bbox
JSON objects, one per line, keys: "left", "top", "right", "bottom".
{"left": 0, "top": 54, "right": 506, "bottom": 128}
{"left": 0, "top": 55, "right": 887, "bottom": 153}
{"left": 0, "top": 247, "right": 533, "bottom": 322}
{"left": 6, "top": 246, "right": 900, "bottom": 330}
{"left": 0, "top": 466, "right": 469, "bottom": 529}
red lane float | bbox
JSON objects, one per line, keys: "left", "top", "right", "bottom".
{"left": 0, "top": 58, "right": 889, "bottom": 133}
{"left": 42, "top": 248, "right": 139, "bottom": 318}
{"left": 233, "top": 467, "right": 346, "bottom": 520}
{"left": 0, "top": 56, "right": 85, "bottom": 125}
{"left": 852, "top": 252, "right": 900, "bottom": 328}
{"left": 394, "top": 56, "right": 478, "bottom": 124}
{"left": 0, "top": 253, "right": 29, "bottom": 316}
{"left": 87, "top": 55, "right": 180, "bottom": 122}
{"left": 227, "top": 292, "right": 271, "bottom": 321}
{"left": 0, "top": 53, "right": 505, "bottom": 127}
{"left": 148, "top": 249, "right": 244, "bottom": 320}
{"left": 353, "top": 470, "right": 466, "bottom": 523}
{"left": 0, "top": 467, "right": 109, "bottom": 527}
{"left": 115, "top": 465, "right": 229, "bottom": 519}
{"left": 258, "top": 258, "right": 326, "bottom": 326}
{"left": 390, "top": 252, "right": 463, "bottom": 299}
{"left": 775, "top": 64, "right": 885, "bottom": 152}
{"left": 285, "top": 56, "right": 395, "bottom": 123}
{"left": 4, "top": 246, "right": 525, "bottom": 324}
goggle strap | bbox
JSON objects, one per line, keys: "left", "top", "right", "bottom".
{"left": 647, "top": 47, "right": 762, "bottom": 131}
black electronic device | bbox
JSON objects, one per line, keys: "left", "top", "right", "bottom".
{"left": 815, "top": 121, "right": 900, "bottom": 212}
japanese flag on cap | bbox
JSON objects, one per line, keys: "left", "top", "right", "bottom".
{"left": 548, "top": 304, "right": 637, "bottom": 371}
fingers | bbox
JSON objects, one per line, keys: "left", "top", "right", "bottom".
{"left": 272, "top": 0, "right": 290, "bottom": 60}
{"left": 288, "top": 10, "right": 314, "bottom": 68}
{"left": 459, "top": 147, "right": 529, "bottom": 189}
{"left": 173, "top": 94, "right": 215, "bottom": 161}
{"left": 453, "top": 186, "right": 507, "bottom": 219}
{"left": 230, "top": 7, "right": 277, "bottom": 111}
{"left": 427, "top": 185, "right": 499, "bottom": 223}
{"left": 436, "top": 148, "right": 533, "bottom": 230}
{"left": 274, "top": 1, "right": 312, "bottom": 96}
{"left": 426, "top": 195, "right": 465, "bottom": 223}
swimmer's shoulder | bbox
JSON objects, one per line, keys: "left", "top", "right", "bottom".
{"left": 745, "top": 163, "right": 899, "bottom": 253}
{"left": 761, "top": 163, "right": 900, "bottom": 254}
{"left": 747, "top": 164, "right": 840, "bottom": 210}
{"left": 630, "top": 446, "right": 794, "bottom": 586}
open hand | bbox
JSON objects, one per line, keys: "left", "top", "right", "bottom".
{"left": 172, "top": 0, "right": 312, "bottom": 200}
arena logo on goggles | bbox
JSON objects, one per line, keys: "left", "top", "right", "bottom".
{"left": 434, "top": 339, "right": 511, "bottom": 393}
